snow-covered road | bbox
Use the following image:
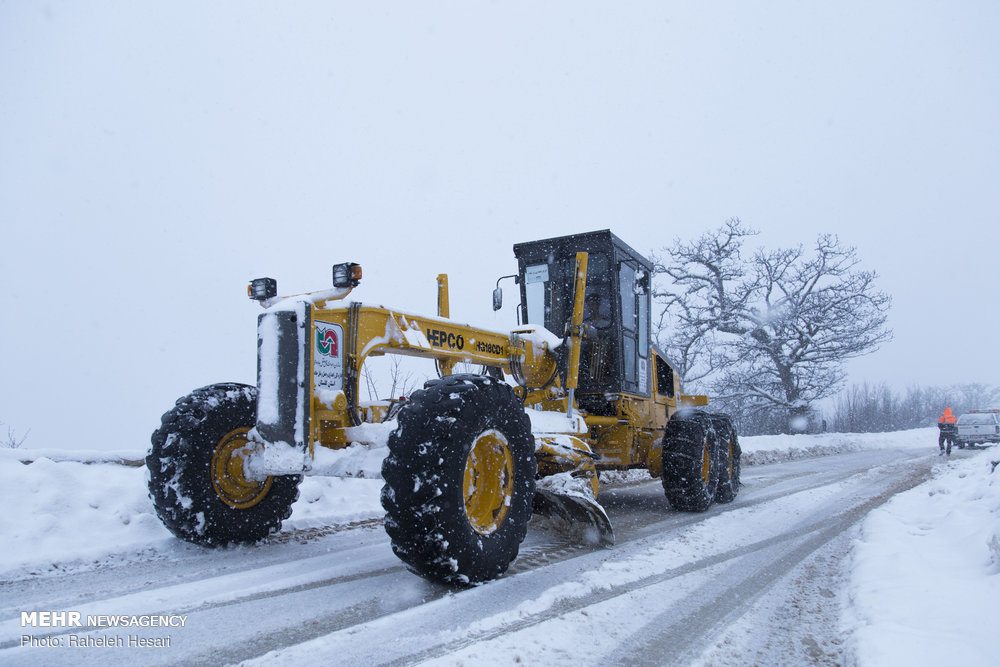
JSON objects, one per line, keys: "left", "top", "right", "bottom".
{"left": 4, "top": 433, "right": 979, "bottom": 666}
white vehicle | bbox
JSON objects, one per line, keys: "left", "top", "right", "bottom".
{"left": 955, "top": 410, "right": 1000, "bottom": 447}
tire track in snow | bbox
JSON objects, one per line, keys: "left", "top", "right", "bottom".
{"left": 605, "top": 465, "right": 931, "bottom": 666}
{"left": 349, "top": 455, "right": 933, "bottom": 666}
{"left": 221, "top": 451, "right": 930, "bottom": 666}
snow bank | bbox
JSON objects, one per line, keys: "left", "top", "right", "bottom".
{"left": 0, "top": 452, "right": 171, "bottom": 576}
{"left": 0, "top": 449, "right": 381, "bottom": 578}
{"left": 846, "top": 448, "right": 1000, "bottom": 665}
{"left": 3, "top": 447, "right": 147, "bottom": 466}
{"left": 740, "top": 427, "right": 932, "bottom": 465}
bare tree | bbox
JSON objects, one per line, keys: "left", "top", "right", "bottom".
{"left": 1, "top": 420, "right": 29, "bottom": 449}
{"left": 652, "top": 220, "right": 750, "bottom": 387}
{"left": 362, "top": 356, "right": 420, "bottom": 402}
{"left": 954, "top": 383, "right": 1000, "bottom": 411}
{"left": 829, "top": 382, "right": 1000, "bottom": 433}
{"left": 654, "top": 218, "right": 892, "bottom": 432}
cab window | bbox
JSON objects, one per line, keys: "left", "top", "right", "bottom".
{"left": 656, "top": 356, "right": 675, "bottom": 397}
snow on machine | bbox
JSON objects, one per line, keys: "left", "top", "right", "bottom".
{"left": 146, "top": 231, "right": 741, "bottom": 584}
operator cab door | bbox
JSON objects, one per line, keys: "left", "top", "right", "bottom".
{"left": 513, "top": 230, "right": 652, "bottom": 399}
{"left": 617, "top": 256, "right": 651, "bottom": 396}
{"left": 522, "top": 251, "right": 615, "bottom": 379}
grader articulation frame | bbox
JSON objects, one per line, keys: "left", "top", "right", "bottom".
{"left": 146, "top": 230, "right": 741, "bottom": 585}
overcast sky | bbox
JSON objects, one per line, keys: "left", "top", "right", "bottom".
{"left": 2, "top": 1, "right": 998, "bottom": 450}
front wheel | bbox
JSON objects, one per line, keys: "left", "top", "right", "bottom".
{"left": 381, "top": 374, "right": 536, "bottom": 585}
{"left": 146, "top": 383, "right": 301, "bottom": 546}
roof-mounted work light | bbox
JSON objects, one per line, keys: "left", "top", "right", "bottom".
{"left": 332, "top": 262, "right": 363, "bottom": 288}
{"left": 248, "top": 277, "right": 278, "bottom": 301}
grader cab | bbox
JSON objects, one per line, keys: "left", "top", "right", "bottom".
{"left": 146, "top": 230, "right": 741, "bottom": 585}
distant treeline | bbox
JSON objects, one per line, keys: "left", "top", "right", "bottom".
{"left": 826, "top": 382, "right": 1000, "bottom": 434}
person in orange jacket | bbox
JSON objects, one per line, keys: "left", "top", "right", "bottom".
{"left": 938, "top": 407, "right": 958, "bottom": 455}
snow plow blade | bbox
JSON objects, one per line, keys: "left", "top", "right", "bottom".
{"left": 532, "top": 488, "right": 615, "bottom": 546}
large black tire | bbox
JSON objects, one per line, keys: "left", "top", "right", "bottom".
{"left": 146, "top": 383, "right": 301, "bottom": 546}
{"left": 661, "top": 410, "right": 720, "bottom": 512}
{"left": 381, "top": 374, "right": 536, "bottom": 585}
{"left": 710, "top": 413, "right": 741, "bottom": 504}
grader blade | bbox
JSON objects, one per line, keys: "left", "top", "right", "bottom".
{"left": 529, "top": 433, "right": 614, "bottom": 546}
{"left": 532, "top": 487, "right": 615, "bottom": 547}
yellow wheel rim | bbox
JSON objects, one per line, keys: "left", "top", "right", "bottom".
{"left": 463, "top": 429, "right": 514, "bottom": 535}
{"left": 725, "top": 438, "right": 735, "bottom": 477}
{"left": 701, "top": 435, "right": 712, "bottom": 485}
{"left": 211, "top": 427, "right": 273, "bottom": 509}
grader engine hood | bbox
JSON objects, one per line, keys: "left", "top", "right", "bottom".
{"left": 254, "top": 302, "right": 312, "bottom": 450}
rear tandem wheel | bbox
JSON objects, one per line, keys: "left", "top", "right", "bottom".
{"left": 710, "top": 413, "right": 741, "bottom": 504}
{"left": 660, "top": 410, "right": 721, "bottom": 512}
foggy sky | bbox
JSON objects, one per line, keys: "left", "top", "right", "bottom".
{"left": 2, "top": 1, "right": 998, "bottom": 450}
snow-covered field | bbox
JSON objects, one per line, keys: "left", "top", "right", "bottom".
{"left": 2, "top": 427, "right": 998, "bottom": 665}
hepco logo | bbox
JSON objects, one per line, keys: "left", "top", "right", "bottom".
{"left": 317, "top": 329, "right": 338, "bottom": 356}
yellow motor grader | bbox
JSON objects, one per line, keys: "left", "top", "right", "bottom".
{"left": 146, "top": 230, "right": 741, "bottom": 584}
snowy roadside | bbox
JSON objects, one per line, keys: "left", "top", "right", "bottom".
{"left": 738, "top": 428, "right": 938, "bottom": 465}
{"left": 3, "top": 426, "right": 997, "bottom": 664}
{"left": 0, "top": 427, "right": 938, "bottom": 579}
{"left": 844, "top": 445, "right": 1000, "bottom": 665}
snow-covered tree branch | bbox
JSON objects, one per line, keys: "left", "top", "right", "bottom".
{"left": 653, "top": 218, "right": 892, "bottom": 433}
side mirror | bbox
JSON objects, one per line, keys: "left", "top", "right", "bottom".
{"left": 493, "top": 274, "right": 519, "bottom": 312}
